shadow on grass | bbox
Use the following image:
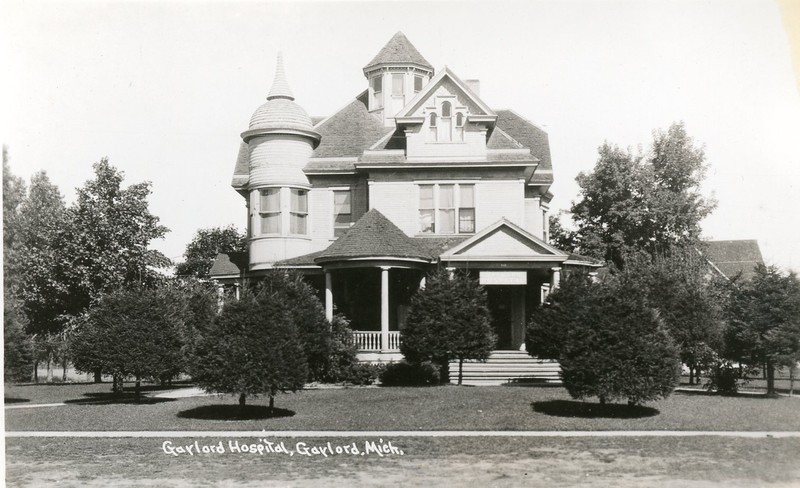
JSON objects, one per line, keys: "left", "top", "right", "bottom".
{"left": 675, "top": 389, "right": 775, "bottom": 399}
{"left": 4, "top": 397, "right": 30, "bottom": 404}
{"left": 532, "top": 400, "right": 659, "bottom": 418}
{"left": 64, "top": 392, "right": 177, "bottom": 405}
{"left": 177, "top": 404, "right": 295, "bottom": 421}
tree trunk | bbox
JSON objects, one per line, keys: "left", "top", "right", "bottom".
{"left": 458, "top": 359, "right": 463, "bottom": 386}
{"left": 689, "top": 364, "right": 694, "bottom": 385}
{"left": 34, "top": 360, "right": 39, "bottom": 383}
{"left": 789, "top": 366, "right": 795, "bottom": 397}
{"left": 94, "top": 368, "right": 102, "bottom": 383}
{"left": 46, "top": 352, "right": 53, "bottom": 382}
{"left": 269, "top": 395, "right": 275, "bottom": 415}
{"left": 62, "top": 357, "right": 68, "bottom": 382}
{"left": 237, "top": 392, "right": 246, "bottom": 417}
{"left": 599, "top": 395, "right": 606, "bottom": 408}
{"left": 112, "top": 373, "right": 123, "bottom": 395}
{"left": 135, "top": 375, "right": 141, "bottom": 401}
{"left": 766, "top": 360, "right": 776, "bottom": 397}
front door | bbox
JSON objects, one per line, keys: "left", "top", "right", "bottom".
{"left": 487, "top": 286, "right": 513, "bottom": 349}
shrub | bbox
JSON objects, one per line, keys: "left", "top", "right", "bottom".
{"left": 402, "top": 269, "right": 495, "bottom": 384}
{"left": 71, "top": 286, "right": 185, "bottom": 397}
{"left": 340, "top": 363, "right": 385, "bottom": 386}
{"left": 527, "top": 273, "right": 681, "bottom": 406}
{"left": 379, "top": 361, "right": 440, "bottom": 386}
{"left": 704, "top": 360, "right": 753, "bottom": 395}
{"left": 318, "top": 315, "right": 359, "bottom": 383}
{"left": 256, "top": 271, "right": 339, "bottom": 383}
{"left": 191, "top": 288, "right": 307, "bottom": 412}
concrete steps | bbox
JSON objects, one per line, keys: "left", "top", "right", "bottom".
{"left": 448, "top": 351, "right": 562, "bottom": 386}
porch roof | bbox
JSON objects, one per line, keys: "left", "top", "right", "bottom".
{"left": 314, "top": 209, "right": 434, "bottom": 264}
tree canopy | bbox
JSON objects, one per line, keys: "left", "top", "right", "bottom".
{"left": 401, "top": 269, "right": 496, "bottom": 385}
{"left": 560, "top": 122, "right": 715, "bottom": 268}
{"left": 61, "top": 158, "right": 170, "bottom": 315}
{"left": 176, "top": 225, "right": 246, "bottom": 279}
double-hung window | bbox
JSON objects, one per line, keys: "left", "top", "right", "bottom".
{"left": 333, "top": 190, "right": 352, "bottom": 238}
{"left": 418, "top": 183, "right": 475, "bottom": 235}
{"left": 290, "top": 189, "right": 308, "bottom": 235}
{"left": 371, "top": 76, "right": 383, "bottom": 108}
{"left": 260, "top": 188, "right": 281, "bottom": 234}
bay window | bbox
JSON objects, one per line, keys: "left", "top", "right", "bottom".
{"left": 260, "top": 188, "right": 281, "bottom": 234}
{"left": 290, "top": 189, "right": 308, "bottom": 235}
{"left": 259, "top": 187, "right": 309, "bottom": 236}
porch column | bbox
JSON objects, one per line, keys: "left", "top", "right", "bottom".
{"left": 419, "top": 276, "right": 426, "bottom": 289}
{"left": 446, "top": 267, "right": 456, "bottom": 280}
{"left": 216, "top": 283, "right": 224, "bottom": 312}
{"left": 381, "top": 266, "right": 390, "bottom": 352}
{"left": 589, "top": 271, "right": 599, "bottom": 283}
{"left": 550, "top": 267, "right": 562, "bottom": 290}
{"left": 234, "top": 283, "right": 240, "bottom": 301}
{"left": 324, "top": 272, "right": 333, "bottom": 322}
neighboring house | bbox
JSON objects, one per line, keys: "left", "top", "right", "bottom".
{"left": 210, "top": 32, "right": 601, "bottom": 362}
{"left": 702, "top": 239, "right": 765, "bottom": 281}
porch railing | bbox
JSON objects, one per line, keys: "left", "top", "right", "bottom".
{"left": 352, "top": 331, "right": 401, "bottom": 351}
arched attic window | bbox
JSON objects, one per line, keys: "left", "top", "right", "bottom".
{"left": 440, "top": 101, "right": 452, "bottom": 141}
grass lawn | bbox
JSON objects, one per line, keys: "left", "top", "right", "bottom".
{"left": 5, "top": 383, "right": 800, "bottom": 486}
{"left": 5, "top": 383, "right": 800, "bottom": 432}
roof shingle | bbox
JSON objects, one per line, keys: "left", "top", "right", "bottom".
{"left": 312, "top": 93, "right": 391, "bottom": 159}
{"left": 315, "top": 209, "right": 432, "bottom": 262}
{"left": 364, "top": 32, "right": 434, "bottom": 72}
{"left": 704, "top": 240, "right": 764, "bottom": 280}
{"left": 209, "top": 252, "right": 248, "bottom": 277}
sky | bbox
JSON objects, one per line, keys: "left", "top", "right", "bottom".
{"left": 2, "top": 0, "right": 799, "bottom": 272}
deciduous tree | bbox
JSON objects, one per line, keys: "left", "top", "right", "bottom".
{"left": 61, "top": 158, "right": 170, "bottom": 317}
{"left": 176, "top": 226, "right": 246, "bottom": 279}
{"left": 564, "top": 123, "right": 715, "bottom": 268}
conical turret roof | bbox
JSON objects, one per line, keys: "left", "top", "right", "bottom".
{"left": 267, "top": 52, "right": 294, "bottom": 101}
{"left": 363, "top": 31, "right": 433, "bottom": 72}
{"left": 247, "top": 54, "right": 316, "bottom": 135}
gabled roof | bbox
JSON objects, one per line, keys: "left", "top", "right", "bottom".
{"left": 496, "top": 110, "right": 553, "bottom": 184}
{"left": 396, "top": 66, "right": 496, "bottom": 120}
{"left": 209, "top": 251, "right": 248, "bottom": 277}
{"left": 440, "top": 219, "right": 569, "bottom": 263}
{"left": 312, "top": 92, "right": 392, "bottom": 158}
{"left": 363, "top": 31, "right": 434, "bottom": 73}
{"left": 315, "top": 209, "right": 432, "bottom": 263}
{"left": 703, "top": 240, "right": 764, "bottom": 280}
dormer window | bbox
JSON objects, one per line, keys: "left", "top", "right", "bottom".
{"left": 392, "top": 74, "right": 404, "bottom": 96}
{"left": 371, "top": 76, "right": 383, "bottom": 109}
{"left": 441, "top": 101, "right": 452, "bottom": 117}
{"left": 440, "top": 102, "right": 453, "bottom": 142}
{"left": 414, "top": 76, "right": 423, "bottom": 93}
